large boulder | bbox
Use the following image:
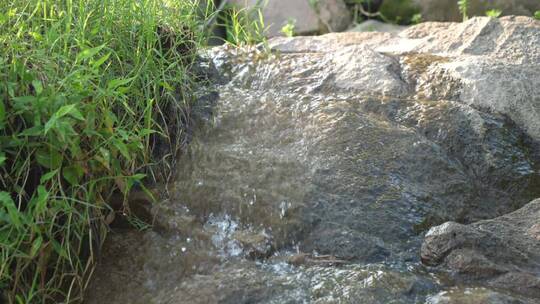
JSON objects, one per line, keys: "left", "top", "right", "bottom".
{"left": 229, "top": 0, "right": 352, "bottom": 36}
{"left": 416, "top": 0, "right": 540, "bottom": 22}
{"left": 181, "top": 13, "right": 540, "bottom": 277}
{"left": 421, "top": 199, "right": 540, "bottom": 298}
{"left": 86, "top": 17, "right": 540, "bottom": 303}
{"left": 254, "top": 16, "right": 540, "bottom": 141}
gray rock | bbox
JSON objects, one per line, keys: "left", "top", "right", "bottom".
{"left": 198, "top": 17, "right": 540, "bottom": 263}
{"left": 86, "top": 17, "right": 540, "bottom": 303}
{"left": 229, "top": 0, "right": 352, "bottom": 37}
{"left": 397, "top": 16, "right": 540, "bottom": 141}
{"left": 267, "top": 16, "right": 540, "bottom": 141}
{"left": 348, "top": 19, "right": 407, "bottom": 33}
{"left": 421, "top": 199, "right": 540, "bottom": 298}
{"left": 416, "top": 0, "right": 540, "bottom": 22}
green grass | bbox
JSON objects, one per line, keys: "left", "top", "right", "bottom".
{"left": 0, "top": 0, "right": 209, "bottom": 302}
{"left": 222, "top": 5, "right": 267, "bottom": 46}
{"left": 379, "top": 0, "right": 421, "bottom": 25}
{"left": 486, "top": 9, "right": 502, "bottom": 18}
{"left": 457, "top": 0, "right": 469, "bottom": 21}
{"left": 280, "top": 19, "right": 296, "bottom": 38}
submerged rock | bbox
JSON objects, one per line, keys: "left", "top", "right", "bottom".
{"left": 421, "top": 199, "right": 540, "bottom": 298}
{"left": 426, "top": 287, "right": 539, "bottom": 304}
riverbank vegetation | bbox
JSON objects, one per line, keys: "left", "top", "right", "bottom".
{"left": 0, "top": 0, "right": 209, "bottom": 302}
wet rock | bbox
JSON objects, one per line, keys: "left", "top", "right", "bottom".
{"left": 416, "top": 0, "right": 540, "bottom": 22}
{"left": 286, "top": 252, "right": 349, "bottom": 267}
{"left": 229, "top": 0, "right": 352, "bottom": 37}
{"left": 397, "top": 17, "right": 540, "bottom": 141}
{"left": 87, "top": 17, "right": 540, "bottom": 303}
{"left": 231, "top": 229, "right": 274, "bottom": 259}
{"left": 421, "top": 199, "right": 540, "bottom": 298}
{"left": 181, "top": 38, "right": 539, "bottom": 265}
{"left": 426, "top": 287, "right": 538, "bottom": 304}
{"left": 301, "top": 227, "right": 390, "bottom": 262}
{"left": 170, "top": 87, "right": 539, "bottom": 266}
{"left": 85, "top": 229, "right": 222, "bottom": 304}
{"left": 323, "top": 18, "right": 540, "bottom": 140}
{"left": 155, "top": 262, "right": 438, "bottom": 304}
{"left": 234, "top": 17, "right": 540, "bottom": 141}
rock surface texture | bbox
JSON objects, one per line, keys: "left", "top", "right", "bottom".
{"left": 268, "top": 16, "right": 540, "bottom": 141}
{"left": 86, "top": 17, "right": 540, "bottom": 303}
{"left": 422, "top": 199, "right": 540, "bottom": 298}
{"left": 416, "top": 0, "right": 540, "bottom": 22}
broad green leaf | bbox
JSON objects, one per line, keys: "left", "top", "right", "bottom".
{"left": 0, "top": 191, "right": 22, "bottom": 229}
{"left": 0, "top": 152, "right": 5, "bottom": 166}
{"left": 40, "top": 169, "right": 59, "bottom": 183}
{"left": 1, "top": 136, "right": 23, "bottom": 148}
{"left": 20, "top": 125, "right": 44, "bottom": 136}
{"left": 55, "top": 104, "right": 83, "bottom": 120}
{"left": 54, "top": 120, "right": 78, "bottom": 142}
{"left": 44, "top": 104, "right": 84, "bottom": 134}
{"left": 44, "top": 121, "right": 57, "bottom": 135}
{"left": 91, "top": 52, "right": 111, "bottom": 69}
{"left": 63, "top": 164, "right": 84, "bottom": 186}
{"left": 29, "top": 31, "right": 43, "bottom": 41}
{"left": 69, "top": 108, "right": 84, "bottom": 121}
{"left": 113, "top": 139, "right": 131, "bottom": 160}
{"left": 30, "top": 236, "right": 43, "bottom": 258}
{"left": 12, "top": 95, "right": 36, "bottom": 105}
{"left": 126, "top": 173, "right": 146, "bottom": 191}
{"left": 35, "top": 148, "right": 63, "bottom": 169}
{"left": 34, "top": 186, "right": 49, "bottom": 215}
{"left": 51, "top": 239, "right": 68, "bottom": 258}
{"left": 68, "top": 137, "right": 82, "bottom": 157}
{"left": 32, "top": 80, "right": 43, "bottom": 95}
{"left": 7, "top": 82, "right": 16, "bottom": 98}
{"left": 159, "top": 81, "right": 174, "bottom": 92}
{"left": 139, "top": 129, "right": 156, "bottom": 137}
{"left": 0, "top": 209, "right": 9, "bottom": 224}
{"left": 77, "top": 44, "right": 106, "bottom": 62}
{"left": 117, "top": 86, "right": 130, "bottom": 94}
{"left": 107, "top": 77, "right": 136, "bottom": 90}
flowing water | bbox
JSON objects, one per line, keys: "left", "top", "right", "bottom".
{"left": 86, "top": 47, "right": 540, "bottom": 303}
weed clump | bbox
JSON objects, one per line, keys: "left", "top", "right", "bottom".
{"left": 0, "top": 0, "right": 206, "bottom": 302}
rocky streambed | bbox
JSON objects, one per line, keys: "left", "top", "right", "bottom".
{"left": 86, "top": 16, "right": 540, "bottom": 303}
